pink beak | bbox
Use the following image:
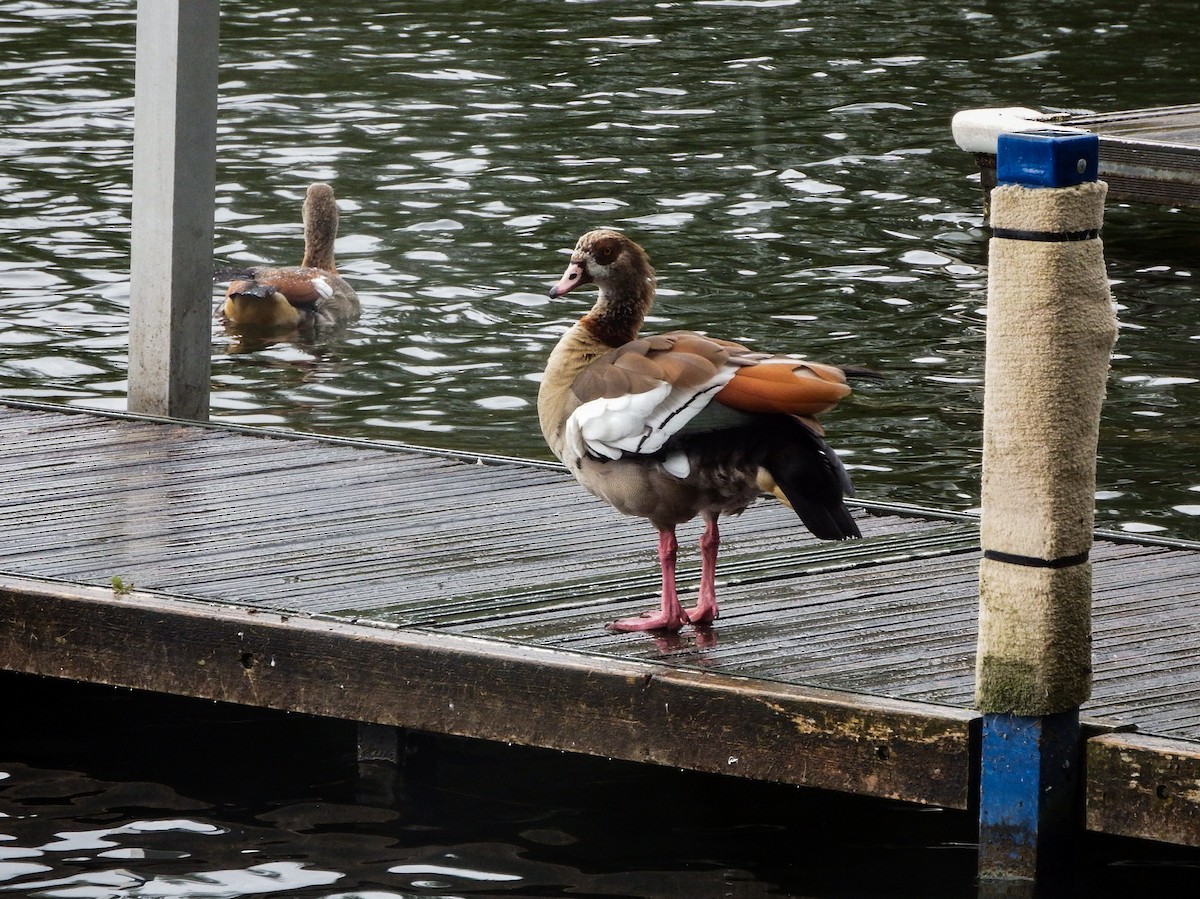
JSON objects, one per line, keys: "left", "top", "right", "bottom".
{"left": 548, "top": 260, "right": 589, "bottom": 298}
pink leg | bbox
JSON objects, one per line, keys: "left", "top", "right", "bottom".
{"left": 685, "top": 516, "right": 720, "bottom": 626}
{"left": 609, "top": 528, "right": 691, "bottom": 632}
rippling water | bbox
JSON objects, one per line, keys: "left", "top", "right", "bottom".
{"left": 4, "top": 0, "right": 1200, "bottom": 892}
{"left": 6, "top": 675, "right": 1200, "bottom": 899}
{"left": 2, "top": 0, "right": 1199, "bottom": 538}
{"left": 1, "top": 677, "right": 983, "bottom": 899}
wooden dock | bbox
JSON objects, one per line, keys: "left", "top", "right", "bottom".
{"left": 954, "top": 103, "right": 1200, "bottom": 208}
{"left": 3, "top": 402, "right": 1200, "bottom": 848}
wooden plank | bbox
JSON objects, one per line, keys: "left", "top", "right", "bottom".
{"left": 1087, "top": 732, "right": 1200, "bottom": 847}
{"left": 392, "top": 524, "right": 981, "bottom": 630}
{"left": 0, "top": 574, "right": 977, "bottom": 809}
{"left": 13, "top": 402, "right": 1200, "bottom": 845}
{"left": 0, "top": 405, "right": 952, "bottom": 618}
{"left": 1058, "top": 104, "right": 1200, "bottom": 145}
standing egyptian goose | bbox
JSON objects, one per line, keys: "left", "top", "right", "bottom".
{"left": 538, "top": 229, "right": 865, "bottom": 633}
{"left": 215, "top": 183, "right": 360, "bottom": 333}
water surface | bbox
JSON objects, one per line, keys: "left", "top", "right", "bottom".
{"left": 4, "top": 675, "right": 1200, "bottom": 898}
{"left": 1, "top": 0, "right": 1199, "bottom": 536}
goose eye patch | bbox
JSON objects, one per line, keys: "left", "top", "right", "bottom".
{"left": 592, "top": 239, "right": 619, "bottom": 266}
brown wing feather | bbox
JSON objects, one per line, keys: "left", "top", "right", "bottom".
{"left": 264, "top": 269, "right": 327, "bottom": 306}
{"left": 571, "top": 331, "right": 739, "bottom": 404}
{"left": 227, "top": 266, "right": 326, "bottom": 307}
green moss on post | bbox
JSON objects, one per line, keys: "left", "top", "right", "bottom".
{"left": 977, "top": 559, "right": 1093, "bottom": 714}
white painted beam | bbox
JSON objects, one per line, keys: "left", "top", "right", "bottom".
{"left": 127, "top": 0, "right": 220, "bottom": 421}
{"left": 951, "top": 106, "right": 1085, "bottom": 154}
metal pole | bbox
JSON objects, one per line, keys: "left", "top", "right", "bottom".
{"left": 127, "top": 0, "right": 219, "bottom": 420}
{"left": 975, "top": 130, "right": 1116, "bottom": 881}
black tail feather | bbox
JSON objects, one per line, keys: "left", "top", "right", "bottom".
{"left": 764, "top": 417, "right": 861, "bottom": 540}
{"left": 678, "top": 414, "right": 861, "bottom": 541}
{"left": 838, "top": 364, "right": 885, "bottom": 382}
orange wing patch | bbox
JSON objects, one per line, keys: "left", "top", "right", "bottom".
{"left": 716, "top": 360, "right": 851, "bottom": 416}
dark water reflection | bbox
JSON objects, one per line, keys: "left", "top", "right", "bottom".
{"left": 5, "top": 675, "right": 1200, "bottom": 899}
{"left": 1, "top": 0, "right": 1199, "bottom": 537}
{"left": 1, "top": 677, "right": 980, "bottom": 899}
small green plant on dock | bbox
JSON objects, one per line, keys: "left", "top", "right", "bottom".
{"left": 110, "top": 575, "right": 134, "bottom": 596}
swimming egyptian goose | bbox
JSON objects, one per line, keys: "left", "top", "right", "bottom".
{"left": 215, "top": 183, "right": 360, "bottom": 334}
{"left": 538, "top": 229, "right": 866, "bottom": 633}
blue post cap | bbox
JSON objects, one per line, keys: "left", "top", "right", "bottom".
{"left": 996, "top": 130, "right": 1100, "bottom": 188}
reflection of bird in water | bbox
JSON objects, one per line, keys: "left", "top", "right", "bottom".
{"left": 538, "top": 229, "right": 873, "bottom": 633}
{"left": 214, "top": 183, "right": 360, "bottom": 338}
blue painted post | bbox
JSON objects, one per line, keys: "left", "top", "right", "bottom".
{"left": 979, "top": 711, "right": 1081, "bottom": 880}
{"left": 975, "top": 131, "right": 1117, "bottom": 882}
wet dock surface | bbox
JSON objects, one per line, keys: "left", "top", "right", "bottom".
{"left": 2, "top": 402, "right": 1198, "bottom": 846}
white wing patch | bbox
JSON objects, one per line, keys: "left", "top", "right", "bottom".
{"left": 564, "top": 364, "right": 737, "bottom": 476}
{"left": 662, "top": 451, "right": 690, "bottom": 478}
{"left": 312, "top": 276, "right": 334, "bottom": 300}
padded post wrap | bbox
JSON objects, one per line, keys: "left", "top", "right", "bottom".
{"left": 976, "top": 180, "right": 1117, "bottom": 715}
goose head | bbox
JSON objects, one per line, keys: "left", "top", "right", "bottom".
{"left": 548, "top": 229, "right": 657, "bottom": 347}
